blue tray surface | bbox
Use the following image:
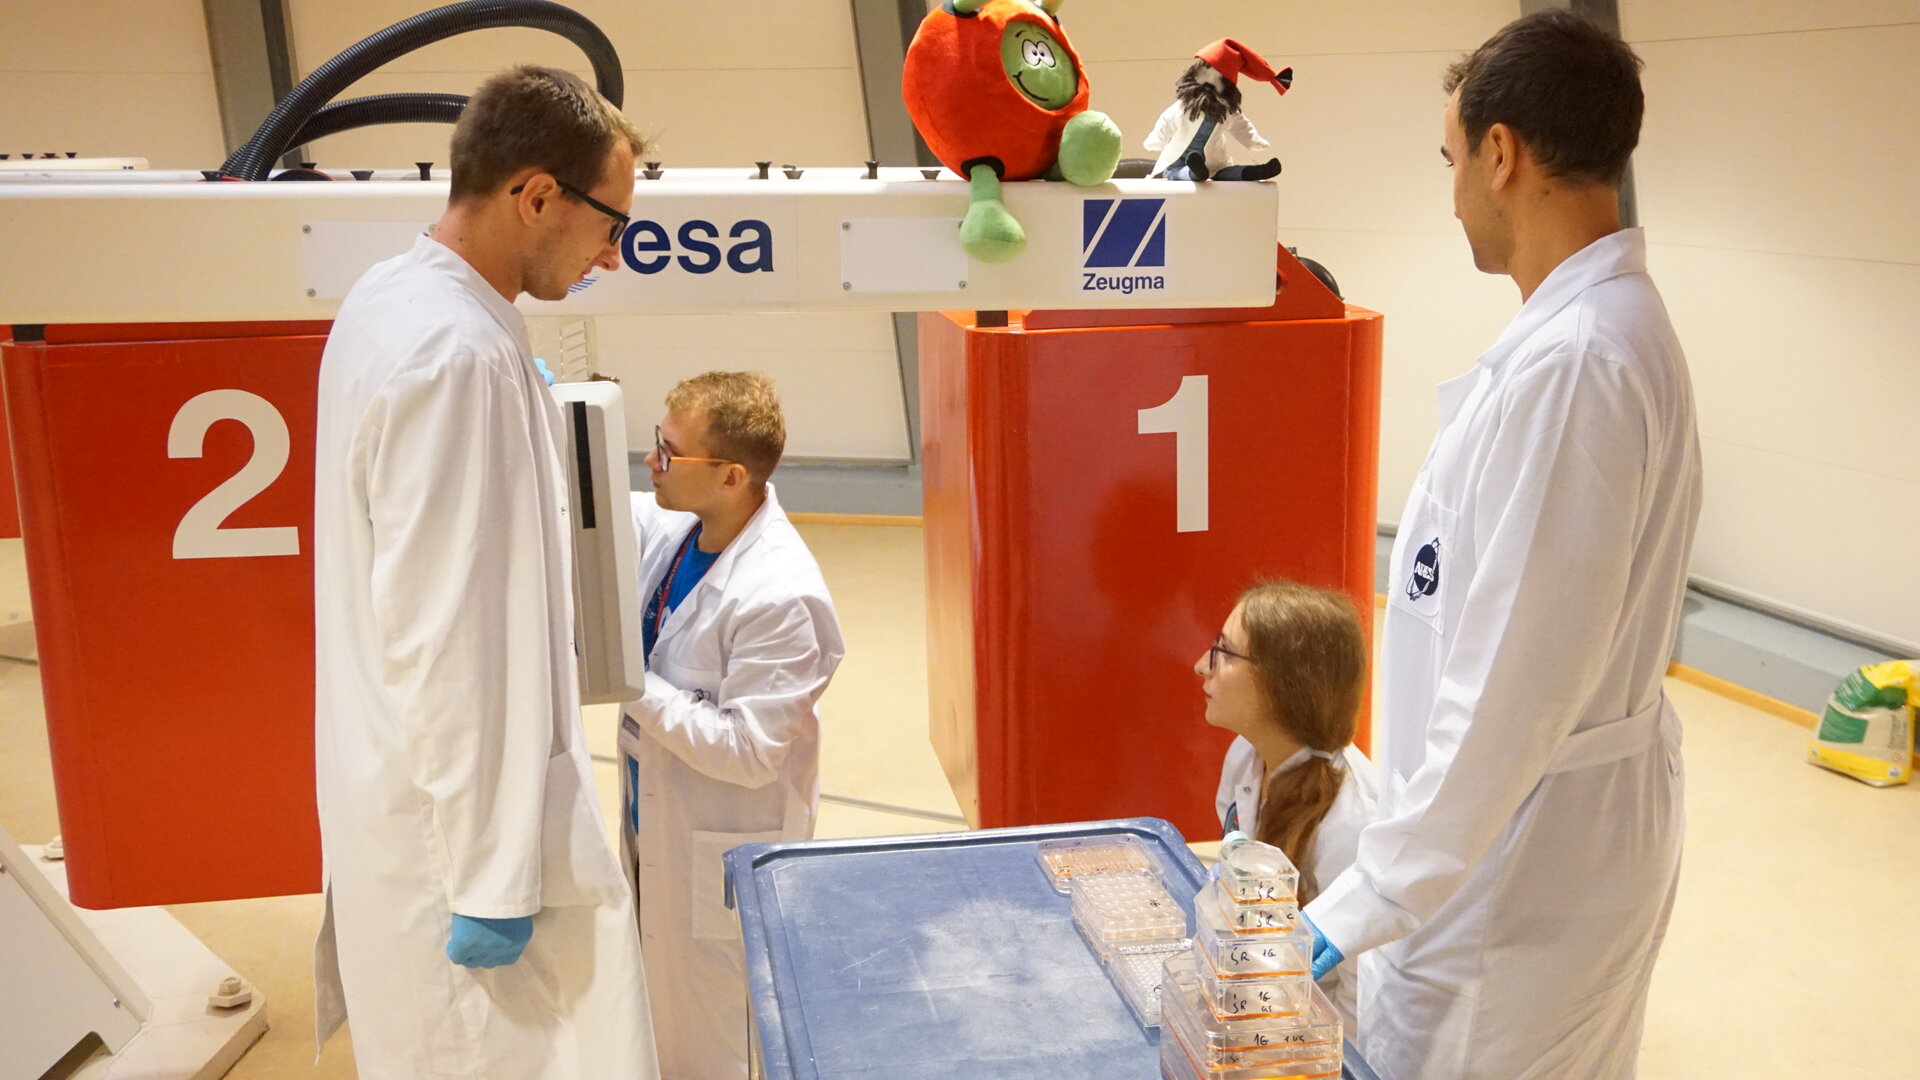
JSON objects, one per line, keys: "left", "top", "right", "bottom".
{"left": 733, "top": 820, "right": 1201, "bottom": 1080}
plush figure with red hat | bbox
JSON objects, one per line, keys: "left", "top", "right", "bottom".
{"left": 1144, "top": 38, "right": 1291, "bottom": 181}
{"left": 903, "top": 0, "right": 1122, "bottom": 262}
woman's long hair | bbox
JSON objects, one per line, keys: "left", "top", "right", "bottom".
{"left": 1239, "top": 581, "right": 1367, "bottom": 904}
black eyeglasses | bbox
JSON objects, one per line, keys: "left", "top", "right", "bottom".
{"left": 1206, "top": 636, "right": 1252, "bottom": 673}
{"left": 510, "top": 177, "right": 629, "bottom": 245}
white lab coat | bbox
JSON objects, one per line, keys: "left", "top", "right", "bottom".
{"left": 1306, "top": 229, "right": 1701, "bottom": 1080}
{"left": 313, "top": 235, "right": 656, "bottom": 1080}
{"left": 1214, "top": 739, "right": 1379, "bottom": 1033}
{"left": 1143, "top": 102, "right": 1268, "bottom": 177}
{"left": 619, "top": 485, "right": 845, "bottom": 1080}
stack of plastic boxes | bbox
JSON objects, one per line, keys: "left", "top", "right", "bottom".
{"left": 1038, "top": 836, "right": 1190, "bottom": 1026}
{"left": 1159, "top": 837, "right": 1344, "bottom": 1080}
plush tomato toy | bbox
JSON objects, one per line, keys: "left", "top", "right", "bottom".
{"left": 902, "top": 0, "right": 1121, "bottom": 262}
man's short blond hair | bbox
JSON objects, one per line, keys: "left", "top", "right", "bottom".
{"left": 667, "top": 372, "right": 787, "bottom": 485}
{"left": 449, "top": 65, "right": 646, "bottom": 202}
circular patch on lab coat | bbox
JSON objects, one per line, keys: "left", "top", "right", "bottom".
{"left": 1406, "top": 538, "right": 1442, "bottom": 601}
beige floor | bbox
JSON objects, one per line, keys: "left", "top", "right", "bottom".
{"left": 2, "top": 527, "right": 1914, "bottom": 1079}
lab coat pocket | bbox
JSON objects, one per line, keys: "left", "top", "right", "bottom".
{"left": 1387, "top": 491, "right": 1459, "bottom": 632}
{"left": 691, "top": 828, "right": 784, "bottom": 941}
{"left": 538, "top": 750, "right": 627, "bottom": 909}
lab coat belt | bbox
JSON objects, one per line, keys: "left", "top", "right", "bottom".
{"left": 1542, "top": 696, "right": 1673, "bottom": 775}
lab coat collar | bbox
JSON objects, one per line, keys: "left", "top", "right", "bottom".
{"left": 670, "top": 484, "right": 788, "bottom": 608}
{"left": 1476, "top": 227, "right": 1647, "bottom": 372}
{"left": 410, "top": 233, "right": 529, "bottom": 346}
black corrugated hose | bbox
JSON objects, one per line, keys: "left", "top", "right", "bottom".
{"left": 287, "top": 92, "right": 470, "bottom": 148}
{"left": 220, "top": 0, "right": 623, "bottom": 181}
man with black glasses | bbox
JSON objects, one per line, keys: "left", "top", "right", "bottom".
{"left": 312, "top": 65, "right": 657, "bottom": 1079}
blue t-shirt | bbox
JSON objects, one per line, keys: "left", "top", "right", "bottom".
{"left": 642, "top": 526, "right": 720, "bottom": 662}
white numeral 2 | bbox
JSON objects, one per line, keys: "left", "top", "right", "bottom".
{"left": 168, "top": 390, "right": 300, "bottom": 559}
{"left": 1137, "top": 374, "right": 1209, "bottom": 533}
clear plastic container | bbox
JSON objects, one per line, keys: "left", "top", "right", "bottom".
{"left": 1161, "top": 952, "right": 1344, "bottom": 1069}
{"left": 1108, "top": 941, "right": 1187, "bottom": 1029}
{"left": 1070, "top": 869, "right": 1187, "bottom": 961}
{"left": 1202, "top": 878, "right": 1301, "bottom": 934}
{"left": 1193, "top": 896, "right": 1312, "bottom": 979}
{"left": 1161, "top": 1026, "right": 1203, "bottom": 1080}
{"left": 1152, "top": 991, "right": 1351, "bottom": 1068}
{"left": 1214, "top": 834, "right": 1300, "bottom": 906}
{"left": 1036, "top": 835, "right": 1154, "bottom": 893}
{"left": 1169, "top": 942, "right": 1313, "bottom": 1022}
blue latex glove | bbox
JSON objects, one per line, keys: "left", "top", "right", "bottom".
{"left": 447, "top": 914, "right": 534, "bottom": 968}
{"left": 533, "top": 357, "right": 556, "bottom": 386}
{"left": 1303, "top": 912, "right": 1344, "bottom": 980}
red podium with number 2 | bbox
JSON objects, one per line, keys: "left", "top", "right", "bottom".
{"left": 4, "top": 322, "right": 327, "bottom": 907}
{"left": 922, "top": 247, "right": 1382, "bottom": 837}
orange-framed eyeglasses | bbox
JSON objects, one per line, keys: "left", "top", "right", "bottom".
{"left": 654, "top": 426, "right": 736, "bottom": 472}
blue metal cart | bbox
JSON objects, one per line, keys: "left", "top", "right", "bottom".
{"left": 724, "top": 817, "right": 1380, "bottom": 1080}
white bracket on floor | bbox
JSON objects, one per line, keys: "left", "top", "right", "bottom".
{"left": 0, "top": 826, "right": 267, "bottom": 1079}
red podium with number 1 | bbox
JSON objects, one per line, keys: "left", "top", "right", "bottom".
{"left": 922, "top": 246, "right": 1382, "bottom": 837}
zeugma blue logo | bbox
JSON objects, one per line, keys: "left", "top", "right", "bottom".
{"left": 620, "top": 218, "right": 775, "bottom": 275}
{"left": 567, "top": 274, "right": 597, "bottom": 294}
{"left": 1081, "top": 198, "right": 1167, "bottom": 294}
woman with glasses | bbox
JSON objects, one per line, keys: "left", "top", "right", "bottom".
{"left": 1193, "top": 580, "right": 1379, "bottom": 1030}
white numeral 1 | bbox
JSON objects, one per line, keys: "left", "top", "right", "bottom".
{"left": 1137, "top": 374, "right": 1209, "bottom": 533}
{"left": 168, "top": 390, "right": 301, "bottom": 559}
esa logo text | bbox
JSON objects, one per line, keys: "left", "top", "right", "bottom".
{"left": 621, "top": 219, "right": 774, "bottom": 275}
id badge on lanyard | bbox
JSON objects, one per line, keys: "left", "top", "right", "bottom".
{"left": 643, "top": 529, "right": 699, "bottom": 665}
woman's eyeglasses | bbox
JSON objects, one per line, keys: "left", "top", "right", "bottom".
{"left": 1206, "top": 636, "right": 1252, "bottom": 673}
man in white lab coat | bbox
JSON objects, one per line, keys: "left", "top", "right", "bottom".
{"left": 312, "top": 66, "right": 658, "bottom": 1080}
{"left": 618, "top": 372, "right": 845, "bottom": 1080}
{"left": 1303, "top": 13, "right": 1703, "bottom": 1079}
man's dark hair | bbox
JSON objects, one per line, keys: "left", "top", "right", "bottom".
{"left": 448, "top": 65, "right": 645, "bottom": 203}
{"left": 1443, "top": 9, "right": 1643, "bottom": 185}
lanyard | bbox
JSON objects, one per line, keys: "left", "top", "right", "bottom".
{"left": 651, "top": 527, "right": 701, "bottom": 644}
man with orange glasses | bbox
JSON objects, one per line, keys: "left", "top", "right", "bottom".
{"left": 617, "top": 371, "right": 845, "bottom": 1079}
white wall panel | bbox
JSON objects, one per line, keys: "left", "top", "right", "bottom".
{"left": 0, "top": 0, "right": 222, "bottom": 168}
{"left": 0, "top": 0, "right": 214, "bottom": 74}
{"left": 1067, "top": 0, "right": 1516, "bottom": 59}
{"left": 1635, "top": 26, "right": 1920, "bottom": 264}
{"left": 0, "top": 73, "right": 225, "bottom": 168}
{"left": 290, "top": 0, "right": 856, "bottom": 74}
{"left": 1623, "top": 3, "right": 1920, "bottom": 645}
{"left": 1693, "top": 438, "right": 1920, "bottom": 648}
{"left": 594, "top": 314, "right": 909, "bottom": 463}
{"left": 1377, "top": 393, "right": 1437, "bottom": 526}
{"left": 300, "top": 68, "right": 871, "bottom": 170}
{"left": 292, "top": 1, "right": 869, "bottom": 169}
{"left": 1622, "top": 2, "right": 1920, "bottom": 41}
{"left": 1649, "top": 243, "right": 1920, "bottom": 486}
